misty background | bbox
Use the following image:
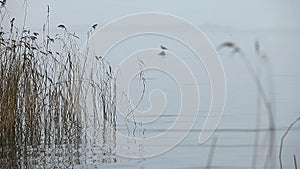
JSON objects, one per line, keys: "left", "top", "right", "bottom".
{"left": 3, "top": 0, "right": 300, "bottom": 168}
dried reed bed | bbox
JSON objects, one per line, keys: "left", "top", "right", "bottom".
{"left": 0, "top": 4, "right": 116, "bottom": 168}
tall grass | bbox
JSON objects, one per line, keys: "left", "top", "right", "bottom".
{"left": 0, "top": 4, "right": 116, "bottom": 168}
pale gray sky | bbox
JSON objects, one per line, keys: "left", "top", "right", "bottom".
{"left": 6, "top": 0, "right": 300, "bottom": 32}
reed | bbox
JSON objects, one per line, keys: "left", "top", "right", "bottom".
{"left": 279, "top": 116, "right": 300, "bottom": 169}
{"left": 294, "top": 154, "right": 298, "bottom": 169}
{"left": 205, "top": 137, "right": 218, "bottom": 169}
{"left": 0, "top": 4, "right": 117, "bottom": 168}
{"left": 218, "top": 42, "right": 276, "bottom": 168}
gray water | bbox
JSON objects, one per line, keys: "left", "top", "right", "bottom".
{"left": 1, "top": 27, "right": 299, "bottom": 169}
{"left": 103, "top": 29, "right": 300, "bottom": 169}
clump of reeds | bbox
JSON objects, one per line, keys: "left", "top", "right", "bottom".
{"left": 0, "top": 4, "right": 117, "bottom": 168}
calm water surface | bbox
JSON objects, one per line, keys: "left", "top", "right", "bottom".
{"left": 1, "top": 29, "right": 300, "bottom": 169}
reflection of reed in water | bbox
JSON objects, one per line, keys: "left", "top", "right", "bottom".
{"left": 82, "top": 57, "right": 117, "bottom": 165}
{"left": 0, "top": 5, "right": 116, "bottom": 168}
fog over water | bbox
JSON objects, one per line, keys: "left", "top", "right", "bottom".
{"left": 2, "top": 0, "right": 300, "bottom": 168}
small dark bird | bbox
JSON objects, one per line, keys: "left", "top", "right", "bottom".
{"left": 158, "top": 51, "right": 166, "bottom": 56}
{"left": 92, "top": 24, "right": 98, "bottom": 29}
{"left": 160, "top": 45, "right": 168, "bottom": 50}
{"left": 33, "top": 32, "right": 39, "bottom": 36}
